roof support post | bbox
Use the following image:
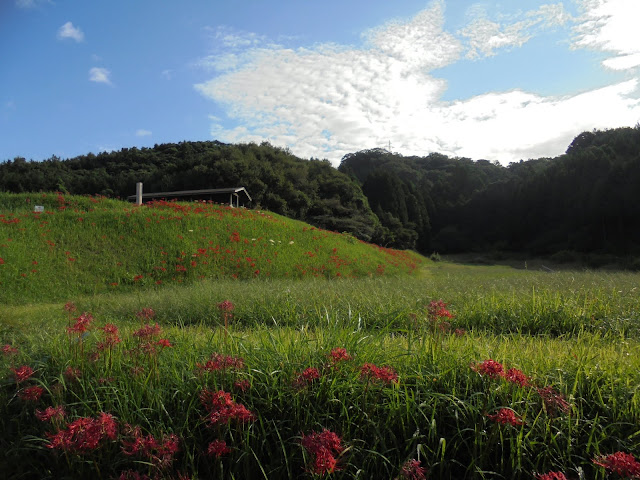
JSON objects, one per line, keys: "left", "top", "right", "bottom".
{"left": 136, "top": 182, "right": 143, "bottom": 206}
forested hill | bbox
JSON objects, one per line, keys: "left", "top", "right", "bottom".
{"left": 339, "top": 126, "right": 640, "bottom": 257}
{"left": 0, "top": 142, "right": 380, "bottom": 242}
{"left": 2, "top": 126, "right": 640, "bottom": 258}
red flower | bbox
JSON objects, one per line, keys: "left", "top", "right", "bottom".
{"left": 156, "top": 338, "right": 173, "bottom": 348}
{"left": 294, "top": 367, "right": 321, "bottom": 387}
{"left": 301, "top": 429, "right": 344, "bottom": 475}
{"left": 537, "top": 386, "right": 571, "bottom": 416}
{"left": 36, "top": 405, "right": 67, "bottom": 422}
{"left": 207, "top": 439, "right": 231, "bottom": 458}
{"left": 399, "top": 459, "right": 427, "bottom": 480}
{"left": 360, "top": 363, "right": 399, "bottom": 384}
{"left": 329, "top": 347, "right": 352, "bottom": 364}
{"left": 118, "top": 470, "right": 151, "bottom": 480}
{"left": 472, "top": 359, "right": 504, "bottom": 378}
{"left": 63, "top": 302, "right": 77, "bottom": 313}
{"left": 504, "top": 368, "right": 531, "bottom": 387}
{"left": 133, "top": 323, "right": 162, "bottom": 339}
{"left": 535, "top": 472, "right": 568, "bottom": 480}
{"left": 196, "top": 353, "right": 245, "bottom": 373}
{"left": 99, "top": 323, "right": 122, "bottom": 347}
{"left": 199, "top": 389, "right": 255, "bottom": 425}
{"left": 63, "top": 366, "right": 82, "bottom": 382}
{"left": 121, "top": 424, "right": 179, "bottom": 470}
{"left": 2, "top": 344, "right": 19, "bottom": 356}
{"left": 136, "top": 308, "right": 156, "bottom": 321}
{"left": 486, "top": 408, "right": 524, "bottom": 426}
{"left": 217, "top": 300, "right": 234, "bottom": 312}
{"left": 593, "top": 451, "right": 640, "bottom": 478}
{"left": 11, "top": 365, "right": 34, "bottom": 383}
{"left": 67, "top": 312, "right": 94, "bottom": 334}
{"left": 19, "top": 385, "right": 44, "bottom": 402}
{"left": 427, "top": 300, "right": 454, "bottom": 320}
{"left": 234, "top": 379, "right": 251, "bottom": 392}
{"left": 47, "top": 412, "right": 117, "bottom": 453}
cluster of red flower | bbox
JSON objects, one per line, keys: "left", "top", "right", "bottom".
{"left": 47, "top": 412, "right": 117, "bottom": 453}
{"left": 398, "top": 458, "right": 427, "bottom": 480}
{"left": 360, "top": 362, "right": 399, "bottom": 384}
{"left": 199, "top": 389, "right": 255, "bottom": 425}
{"left": 196, "top": 352, "right": 245, "bottom": 373}
{"left": 300, "top": 429, "right": 344, "bottom": 475}
{"left": 593, "top": 451, "right": 640, "bottom": 478}
{"left": 121, "top": 424, "right": 180, "bottom": 470}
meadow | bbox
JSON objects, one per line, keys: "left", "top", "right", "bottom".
{"left": 1, "top": 193, "right": 640, "bottom": 480}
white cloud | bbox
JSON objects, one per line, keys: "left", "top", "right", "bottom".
{"left": 136, "top": 129, "right": 152, "bottom": 137}
{"left": 57, "top": 22, "right": 84, "bottom": 42}
{"left": 194, "top": 1, "right": 639, "bottom": 165}
{"left": 89, "top": 67, "right": 112, "bottom": 85}
{"left": 460, "top": 3, "right": 571, "bottom": 59}
{"left": 573, "top": 0, "right": 640, "bottom": 70}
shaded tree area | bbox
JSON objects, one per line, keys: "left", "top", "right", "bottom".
{"left": 2, "top": 127, "right": 640, "bottom": 256}
{"left": 340, "top": 127, "right": 640, "bottom": 256}
{"left": 0, "top": 141, "right": 379, "bottom": 242}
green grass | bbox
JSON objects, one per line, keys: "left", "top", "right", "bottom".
{"left": 2, "top": 192, "right": 640, "bottom": 479}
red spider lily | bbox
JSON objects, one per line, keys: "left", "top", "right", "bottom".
{"left": 63, "top": 366, "right": 82, "bottom": 382}
{"left": 133, "top": 323, "right": 162, "bottom": 339}
{"left": 504, "top": 368, "right": 531, "bottom": 387}
{"left": 535, "top": 472, "right": 568, "bottom": 480}
{"left": 47, "top": 412, "right": 117, "bottom": 453}
{"left": 36, "top": 405, "right": 67, "bottom": 422}
{"left": 301, "top": 429, "right": 344, "bottom": 475}
{"left": 329, "top": 347, "right": 352, "bottom": 364}
{"left": 136, "top": 308, "right": 156, "bottom": 321}
{"left": 472, "top": 359, "right": 504, "bottom": 378}
{"left": 428, "top": 300, "right": 454, "bottom": 320}
{"left": 67, "top": 312, "right": 94, "bottom": 334}
{"left": 537, "top": 386, "right": 571, "bottom": 416}
{"left": 11, "top": 365, "right": 34, "bottom": 383}
{"left": 207, "top": 439, "right": 231, "bottom": 458}
{"left": 233, "top": 379, "right": 251, "bottom": 392}
{"left": 486, "top": 408, "right": 524, "bottom": 426}
{"left": 2, "top": 344, "right": 19, "bottom": 356}
{"left": 63, "top": 302, "right": 77, "bottom": 313}
{"left": 118, "top": 470, "right": 151, "bottom": 480}
{"left": 593, "top": 451, "right": 640, "bottom": 478}
{"left": 196, "top": 353, "right": 245, "bottom": 373}
{"left": 360, "top": 363, "right": 399, "bottom": 384}
{"left": 294, "top": 367, "right": 321, "bottom": 387}
{"left": 99, "top": 323, "right": 122, "bottom": 346}
{"left": 199, "top": 389, "right": 255, "bottom": 425}
{"left": 217, "top": 300, "right": 235, "bottom": 312}
{"left": 398, "top": 459, "right": 427, "bottom": 480}
{"left": 156, "top": 338, "right": 172, "bottom": 348}
{"left": 121, "top": 424, "right": 180, "bottom": 470}
{"left": 19, "top": 385, "right": 44, "bottom": 402}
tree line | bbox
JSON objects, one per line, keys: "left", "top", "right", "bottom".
{"left": 2, "top": 127, "right": 640, "bottom": 259}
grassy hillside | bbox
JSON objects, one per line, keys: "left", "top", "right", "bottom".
{"left": 0, "top": 192, "right": 422, "bottom": 305}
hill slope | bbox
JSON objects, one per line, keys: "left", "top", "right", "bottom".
{"left": 0, "top": 192, "right": 422, "bottom": 305}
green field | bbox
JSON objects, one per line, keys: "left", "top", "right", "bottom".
{"left": 1, "top": 193, "right": 639, "bottom": 479}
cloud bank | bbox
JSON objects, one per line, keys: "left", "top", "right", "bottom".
{"left": 195, "top": 0, "right": 640, "bottom": 164}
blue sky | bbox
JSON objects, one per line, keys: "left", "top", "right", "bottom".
{"left": 1, "top": 0, "right": 639, "bottom": 166}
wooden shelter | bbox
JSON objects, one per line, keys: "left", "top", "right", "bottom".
{"left": 127, "top": 186, "right": 252, "bottom": 207}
